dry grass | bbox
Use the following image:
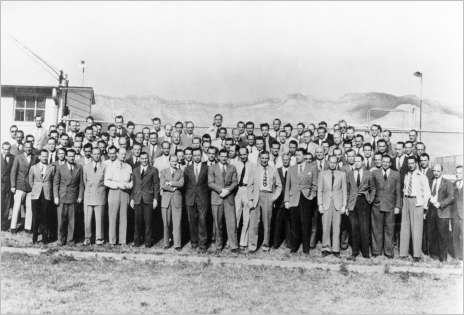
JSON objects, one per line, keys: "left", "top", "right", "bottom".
{"left": 1, "top": 252, "right": 462, "bottom": 314}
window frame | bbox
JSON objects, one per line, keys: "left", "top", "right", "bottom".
{"left": 13, "top": 94, "right": 47, "bottom": 122}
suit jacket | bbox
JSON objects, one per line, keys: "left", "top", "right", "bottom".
{"left": 317, "top": 169, "right": 347, "bottom": 211}
{"left": 429, "top": 177, "right": 455, "bottom": 219}
{"left": 126, "top": 156, "right": 141, "bottom": 169}
{"left": 35, "top": 128, "right": 49, "bottom": 150}
{"left": 53, "top": 163, "right": 84, "bottom": 203}
{"left": 284, "top": 162, "right": 318, "bottom": 207}
{"left": 83, "top": 162, "right": 108, "bottom": 206}
{"left": 247, "top": 165, "right": 282, "bottom": 208}
{"left": 420, "top": 168, "right": 434, "bottom": 182}
{"left": 184, "top": 162, "right": 209, "bottom": 207}
{"left": 142, "top": 144, "right": 163, "bottom": 164}
{"left": 10, "top": 153, "right": 36, "bottom": 192}
{"left": 340, "top": 164, "right": 355, "bottom": 176}
{"left": 131, "top": 165, "right": 160, "bottom": 205}
{"left": 10, "top": 143, "right": 25, "bottom": 156}
{"left": 372, "top": 169, "right": 401, "bottom": 212}
{"left": 29, "top": 163, "right": 55, "bottom": 200}
{"left": 316, "top": 136, "right": 334, "bottom": 147}
{"left": 212, "top": 138, "right": 227, "bottom": 151}
{"left": 347, "top": 169, "right": 376, "bottom": 211}
{"left": 363, "top": 156, "right": 374, "bottom": 170}
{"left": 310, "top": 159, "right": 330, "bottom": 177}
{"left": 170, "top": 143, "right": 185, "bottom": 156}
{"left": 181, "top": 133, "right": 200, "bottom": 147}
{"left": 233, "top": 138, "right": 247, "bottom": 148}
{"left": 160, "top": 167, "right": 184, "bottom": 208}
{"left": 77, "top": 157, "right": 93, "bottom": 167}
{"left": 208, "top": 163, "right": 238, "bottom": 206}
{"left": 262, "top": 135, "right": 277, "bottom": 152}
{"left": 116, "top": 126, "right": 127, "bottom": 138}
{"left": 1, "top": 154, "right": 14, "bottom": 190}
{"left": 452, "top": 181, "right": 463, "bottom": 220}
{"left": 292, "top": 135, "right": 305, "bottom": 145}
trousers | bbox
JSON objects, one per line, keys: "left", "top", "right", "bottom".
{"left": 58, "top": 203, "right": 76, "bottom": 244}
{"left": 212, "top": 202, "right": 237, "bottom": 250}
{"left": 273, "top": 205, "right": 291, "bottom": 249}
{"left": 248, "top": 191, "right": 273, "bottom": 251}
{"left": 108, "top": 189, "right": 129, "bottom": 245}
{"left": 187, "top": 202, "right": 208, "bottom": 248}
{"left": 1, "top": 188, "right": 12, "bottom": 230}
{"left": 399, "top": 197, "right": 424, "bottom": 258}
{"left": 427, "top": 205, "right": 449, "bottom": 261}
{"left": 84, "top": 205, "right": 104, "bottom": 241}
{"left": 289, "top": 193, "right": 313, "bottom": 253}
{"left": 349, "top": 196, "right": 370, "bottom": 257}
{"left": 162, "top": 200, "right": 182, "bottom": 248}
{"left": 235, "top": 186, "right": 250, "bottom": 247}
{"left": 322, "top": 200, "right": 341, "bottom": 252}
{"left": 10, "top": 190, "right": 32, "bottom": 230}
{"left": 371, "top": 204, "right": 395, "bottom": 256}
{"left": 451, "top": 218, "right": 463, "bottom": 260}
{"left": 134, "top": 199, "right": 153, "bottom": 247}
{"left": 31, "top": 191, "right": 51, "bottom": 243}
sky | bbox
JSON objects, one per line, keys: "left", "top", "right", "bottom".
{"left": 1, "top": 1, "right": 463, "bottom": 111}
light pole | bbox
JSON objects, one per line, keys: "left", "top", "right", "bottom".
{"left": 78, "top": 60, "right": 86, "bottom": 86}
{"left": 413, "top": 71, "right": 423, "bottom": 140}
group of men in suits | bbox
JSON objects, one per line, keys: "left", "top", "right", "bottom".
{"left": 1, "top": 114, "right": 462, "bottom": 262}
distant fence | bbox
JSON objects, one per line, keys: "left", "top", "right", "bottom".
{"left": 61, "top": 117, "right": 463, "bottom": 174}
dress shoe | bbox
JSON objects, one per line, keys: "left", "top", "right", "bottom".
{"left": 413, "top": 257, "right": 421, "bottom": 263}
{"left": 362, "top": 255, "right": 370, "bottom": 259}
{"left": 199, "top": 247, "right": 206, "bottom": 252}
{"left": 191, "top": 245, "right": 198, "bottom": 250}
{"left": 163, "top": 245, "right": 170, "bottom": 250}
{"left": 332, "top": 252, "right": 341, "bottom": 257}
{"left": 239, "top": 246, "right": 248, "bottom": 250}
{"left": 310, "top": 246, "right": 316, "bottom": 250}
{"left": 175, "top": 247, "right": 181, "bottom": 251}
{"left": 322, "top": 251, "right": 331, "bottom": 257}
{"left": 384, "top": 254, "right": 393, "bottom": 259}
{"left": 110, "top": 244, "right": 116, "bottom": 248}
{"left": 439, "top": 258, "right": 447, "bottom": 263}
{"left": 399, "top": 256, "right": 408, "bottom": 260}
{"left": 372, "top": 254, "right": 379, "bottom": 258}
{"left": 25, "top": 229, "right": 32, "bottom": 234}
{"left": 248, "top": 250, "right": 256, "bottom": 254}
{"left": 290, "top": 250, "right": 297, "bottom": 254}
{"left": 133, "top": 243, "right": 141, "bottom": 247}
{"left": 96, "top": 239, "right": 104, "bottom": 246}
{"left": 10, "top": 229, "right": 17, "bottom": 235}
{"left": 83, "top": 238, "right": 90, "bottom": 246}
{"left": 231, "top": 249, "right": 238, "bottom": 253}
{"left": 262, "top": 246, "right": 270, "bottom": 252}
{"left": 347, "top": 255, "right": 356, "bottom": 261}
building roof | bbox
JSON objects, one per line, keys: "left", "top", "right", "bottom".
{"left": 1, "top": 85, "right": 95, "bottom": 105}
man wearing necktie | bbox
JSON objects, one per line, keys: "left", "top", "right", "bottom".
{"left": 285, "top": 148, "right": 318, "bottom": 254}
{"left": 339, "top": 149, "right": 357, "bottom": 250}
{"left": 170, "top": 131, "right": 185, "bottom": 156}
{"left": 29, "top": 149, "right": 54, "bottom": 244}
{"left": 369, "top": 124, "right": 381, "bottom": 152}
{"left": 212, "top": 127, "right": 228, "bottom": 151}
{"left": 130, "top": 152, "right": 160, "bottom": 248}
{"left": 46, "top": 138, "right": 57, "bottom": 165}
{"left": 115, "top": 115, "right": 127, "bottom": 138}
{"left": 346, "top": 155, "right": 375, "bottom": 260}
{"left": 208, "top": 149, "right": 239, "bottom": 252}
{"left": 10, "top": 130, "right": 25, "bottom": 156}
{"left": 273, "top": 154, "right": 291, "bottom": 249}
{"left": 399, "top": 156, "right": 431, "bottom": 262}
{"left": 83, "top": 147, "right": 108, "bottom": 246}
{"left": 1, "top": 142, "right": 14, "bottom": 231}
{"left": 299, "top": 130, "right": 318, "bottom": 157}
{"left": 53, "top": 149, "right": 84, "bottom": 246}
{"left": 10, "top": 141, "right": 36, "bottom": 234}
{"left": 451, "top": 165, "right": 463, "bottom": 260}
{"left": 425, "top": 164, "right": 454, "bottom": 262}
{"left": 184, "top": 148, "right": 209, "bottom": 251}
{"left": 318, "top": 155, "right": 347, "bottom": 257}
{"left": 160, "top": 155, "right": 184, "bottom": 250}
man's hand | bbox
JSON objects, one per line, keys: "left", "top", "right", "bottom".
{"left": 130, "top": 200, "right": 135, "bottom": 208}
{"left": 166, "top": 181, "right": 171, "bottom": 186}
{"left": 77, "top": 198, "right": 82, "bottom": 204}
{"left": 220, "top": 188, "right": 229, "bottom": 196}
{"left": 318, "top": 205, "right": 323, "bottom": 214}
{"left": 341, "top": 205, "right": 346, "bottom": 214}
{"left": 285, "top": 202, "right": 290, "bottom": 209}
{"left": 54, "top": 198, "right": 59, "bottom": 206}
{"left": 11, "top": 188, "right": 16, "bottom": 194}
{"left": 219, "top": 192, "right": 226, "bottom": 198}
{"left": 153, "top": 200, "right": 158, "bottom": 209}
{"left": 394, "top": 207, "right": 400, "bottom": 215}
{"left": 434, "top": 202, "right": 441, "bottom": 209}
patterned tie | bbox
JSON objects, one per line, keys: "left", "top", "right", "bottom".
{"left": 172, "top": 168, "right": 175, "bottom": 179}
{"left": 356, "top": 170, "right": 360, "bottom": 188}
{"left": 319, "top": 161, "right": 322, "bottom": 171}
{"left": 407, "top": 172, "right": 413, "bottom": 195}
{"left": 41, "top": 165, "right": 45, "bottom": 178}
{"left": 263, "top": 167, "right": 268, "bottom": 187}
{"left": 432, "top": 179, "right": 437, "bottom": 197}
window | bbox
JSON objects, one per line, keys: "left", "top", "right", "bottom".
{"left": 14, "top": 95, "right": 46, "bottom": 122}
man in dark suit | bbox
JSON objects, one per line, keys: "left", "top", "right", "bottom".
{"left": 318, "top": 122, "right": 334, "bottom": 145}
{"left": 10, "top": 130, "right": 25, "bottom": 156}
{"left": 391, "top": 141, "right": 408, "bottom": 249}
{"left": 184, "top": 148, "right": 209, "bottom": 250}
{"left": 53, "top": 149, "right": 84, "bottom": 245}
{"left": 427, "top": 164, "right": 455, "bottom": 262}
{"left": 419, "top": 153, "right": 434, "bottom": 181}
{"left": 126, "top": 142, "right": 142, "bottom": 169}
{"left": 115, "top": 115, "right": 127, "bottom": 138}
{"left": 451, "top": 165, "right": 463, "bottom": 260}
{"left": 362, "top": 143, "right": 374, "bottom": 170}
{"left": 208, "top": 149, "right": 239, "bottom": 252}
{"left": 10, "top": 141, "right": 36, "bottom": 234}
{"left": 339, "top": 149, "right": 356, "bottom": 250}
{"left": 130, "top": 152, "right": 160, "bottom": 247}
{"left": 260, "top": 123, "right": 277, "bottom": 152}
{"left": 273, "top": 153, "right": 291, "bottom": 249}
{"left": 29, "top": 149, "right": 55, "bottom": 244}
{"left": 371, "top": 154, "right": 401, "bottom": 258}
{"left": 142, "top": 132, "right": 163, "bottom": 165}
{"left": 347, "top": 155, "right": 376, "bottom": 260}
{"left": 316, "top": 126, "right": 334, "bottom": 147}
{"left": 1, "top": 142, "right": 15, "bottom": 231}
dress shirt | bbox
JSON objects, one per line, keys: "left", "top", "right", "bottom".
{"left": 93, "top": 161, "right": 100, "bottom": 172}
{"left": 269, "top": 129, "right": 280, "bottom": 138}
{"left": 430, "top": 176, "right": 443, "bottom": 203}
{"left": 140, "top": 165, "right": 147, "bottom": 175}
{"left": 354, "top": 168, "right": 363, "bottom": 183}
{"left": 164, "top": 136, "right": 172, "bottom": 143}
{"left": 36, "top": 127, "right": 45, "bottom": 140}
{"left": 194, "top": 162, "right": 202, "bottom": 177}
{"left": 108, "top": 137, "right": 120, "bottom": 148}
{"left": 316, "top": 159, "right": 325, "bottom": 171}
{"left": 219, "top": 163, "right": 227, "bottom": 173}
{"left": 421, "top": 167, "right": 429, "bottom": 175}
{"left": 282, "top": 166, "right": 289, "bottom": 178}
{"left": 67, "top": 163, "right": 74, "bottom": 172}
{"left": 269, "top": 155, "right": 282, "bottom": 169}
{"left": 396, "top": 155, "right": 405, "bottom": 170}
{"left": 207, "top": 160, "right": 216, "bottom": 166}
{"left": 300, "top": 142, "right": 317, "bottom": 156}
{"left": 103, "top": 159, "right": 115, "bottom": 165}
{"left": 403, "top": 169, "right": 431, "bottom": 208}
{"left": 235, "top": 160, "right": 252, "bottom": 185}
{"left": 382, "top": 168, "right": 390, "bottom": 178}
{"left": 290, "top": 156, "right": 297, "bottom": 166}
{"left": 104, "top": 161, "right": 133, "bottom": 190}
{"left": 260, "top": 166, "right": 272, "bottom": 192}
{"left": 354, "top": 146, "right": 364, "bottom": 155}
{"left": 84, "top": 157, "right": 92, "bottom": 165}
{"left": 153, "top": 128, "right": 165, "bottom": 138}
{"left": 133, "top": 155, "right": 139, "bottom": 164}
{"left": 25, "top": 153, "right": 31, "bottom": 164}
{"left": 39, "top": 162, "right": 47, "bottom": 177}
{"left": 58, "top": 160, "right": 65, "bottom": 165}
{"left": 48, "top": 151, "right": 56, "bottom": 164}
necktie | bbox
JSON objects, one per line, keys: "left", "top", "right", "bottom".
{"left": 151, "top": 146, "right": 155, "bottom": 160}
{"left": 331, "top": 171, "right": 335, "bottom": 189}
{"left": 141, "top": 168, "right": 145, "bottom": 178}
{"left": 239, "top": 162, "right": 246, "bottom": 186}
{"left": 407, "top": 172, "right": 413, "bottom": 195}
{"left": 195, "top": 164, "right": 199, "bottom": 182}
{"left": 299, "top": 165, "right": 303, "bottom": 176}
{"left": 136, "top": 157, "right": 139, "bottom": 163}
{"left": 384, "top": 171, "right": 387, "bottom": 181}
{"left": 366, "top": 159, "right": 370, "bottom": 170}
{"left": 372, "top": 137, "right": 376, "bottom": 151}
{"left": 319, "top": 161, "right": 322, "bottom": 171}
{"left": 94, "top": 163, "right": 97, "bottom": 173}
{"left": 222, "top": 165, "right": 226, "bottom": 184}
{"left": 432, "top": 180, "right": 437, "bottom": 197}
{"left": 172, "top": 169, "right": 175, "bottom": 179}
{"left": 70, "top": 165, "right": 73, "bottom": 175}
{"left": 263, "top": 167, "right": 268, "bottom": 187}
{"left": 284, "top": 169, "right": 288, "bottom": 182}
{"left": 250, "top": 147, "right": 253, "bottom": 153}
{"left": 356, "top": 171, "right": 360, "bottom": 188}
{"left": 41, "top": 165, "right": 45, "bottom": 178}
{"left": 397, "top": 158, "right": 400, "bottom": 171}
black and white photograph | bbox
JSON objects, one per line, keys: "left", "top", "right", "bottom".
{"left": 1, "top": 1, "right": 463, "bottom": 313}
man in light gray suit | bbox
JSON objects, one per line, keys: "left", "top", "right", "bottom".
{"left": 318, "top": 155, "right": 347, "bottom": 257}
{"left": 29, "top": 149, "right": 55, "bottom": 244}
{"left": 247, "top": 150, "right": 282, "bottom": 252}
{"left": 181, "top": 121, "right": 200, "bottom": 148}
{"left": 83, "top": 147, "right": 108, "bottom": 246}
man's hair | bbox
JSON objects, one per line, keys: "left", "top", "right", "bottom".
{"left": 225, "top": 137, "right": 234, "bottom": 143}
{"left": 83, "top": 143, "right": 93, "bottom": 150}
{"left": 108, "top": 124, "right": 116, "bottom": 130}
{"left": 231, "top": 144, "right": 240, "bottom": 153}
{"left": 384, "top": 130, "right": 392, "bottom": 137}
{"left": 260, "top": 123, "right": 270, "bottom": 129}
{"left": 218, "top": 127, "right": 227, "bottom": 134}
{"left": 456, "top": 165, "right": 463, "bottom": 170}
{"left": 58, "top": 122, "right": 66, "bottom": 129}
{"left": 192, "top": 136, "right": 201, "bottom": 143}
{"left": 346, "top": 149, "right": 355, "bottom": 155}
{"left": 396, "top": 141, "right": 405, "bottom": 148}
{"left": 278, "top": 130, "right": 287, "bottom": 136}
{"left": 343, "top": 140, "right": 353, "bottom": 146}
{"left": 175, "top": 121, "right": 183, "bottom": 127}
{"left": 255, "top": 136, "right": 264, "bottom": 142}
{"left": 132, "top": 142, "right": 141, "bottom": 149}
{"left": 420, "top": 153, "right": 430, "bottom": 161}
{"left": 39, "top": 149, "right": 49, "bottom": 155}
{"left": 304, "top": 130, "right": 313, "bottom": 137}
{"left": 101, "top": 132, "right": 110, "bottom": 138}
{"left": 239, "top": 146, "right": 249, "bottom": 154}
{"left": 405, "top": 141, "right": 413, "bottom": 146}
{"left": 192, "top": 148, "right": 202, "bottom": 155}
{"left": 273, "top": 118, "right": 281, "bottom": 124}
{"left": 161, "top": 141, "right": 171, "bottom": 148}
{"left": 346, "top": 126, "right": 355, "bottom": 132}
{"left": 322, "top": 140, "right": 330, "bottom": 146}
{"left": 410, "top": 129, "right": 418, "bottom": 136}
{"left": 382, "top": 154, "right": 392, "bottom": 162}
{"left": 214, "top": 113, "right": 223, "bottom": 120}
{"left": 127, "top": 121, "right": 135, "bottom": 128}
{"left": 47, "top": 138, "right": 57, "bottom": 144}
{"left": 23, "top": 141, "right": 33, "bottom": 147}
{"left": 296, "top": 147, "right": 307, "bottom": 155}
{"left": 184, "top": 147, "right": 193, "bottom": 154}
{"left": 237, "top": 121, "right": 245, "bottom": 127}
{"left": 86, "top": 116, "right": 94, "bottom": 121}
{"left": 66, "top": 149, "right": 76, "bottom": 156}
{"left": 218, "top": 148, "right": 228, "bottom": 156}
{"left": 115, "top": 115, "right": 124, "bottom": 122}
{"left": 247, "top": 134, "right": 256, "bottom": 140}
{"left": 356, "top": 134, "right": 364, "bottom": 141}
{"left": 271, "top": 142, "right": 281, "bottom": 149}
{"left": 297, "top": 122, "right": 305, "bottom": 128}
{"left": 377, "top": 139, "right": 387, "bottom": 146}
{"left": 60, "top": 133, "right": 69, "bottom": 139}
{"left": 202, "top": 134, "right": 212, "bottom": 141}
{"left": 363, "top": 143, "right": 372, "bottom": 149}
{"left": 208, "top": 146, "right": 218, "bottom": 154}
{"left": 407, "top": 156, "right": 417, "bottom": 163}
{"left": 142, "top": 127, "right": 150, "bottom": 132}
{"left": 151, "top": 117, "right": 161, "bottom": 123}
{"left": 355, "top": 154, "right": 365, "bottom": 161}
{"left": 94, "top": 122, "right": 102, "bottom": 128}
{"left": 289, "top": 140, "right": 298, "bottom": 147}
{"left": 283, "top": 123, "right": 293, "bottom": 131}
{"left": 374, "top": 152, "right": 383, "bottom": 159}
{"left": 10, "top": 125, "right": 18, "bottom": 131}
{"left": 258, "top": 150, "right": 270, "bottom": 157}
{"left": 15, "top": 130, "right": 24, "bottom": 136}
{"left": 333, "top": 148, "right": 342, "bottom": 154}
{"left": 139, "top": 151, "right": 149, "bottom": 158}
{"left": 34, "top": 115, "right": 43, "bottom": 120}
{"left": 107, "top": 145, "right": 117, "bottom": 153}
{"left": 92, "top": 147, "right": 101, "bottom": 154}
{"left": 98, "top": 140, "right": 107, "bottom": 146}
{"left": 57, "top": 147, "right": 67, "bottom": 155}
{"left": 317, "top": 126, "right": 327, "bottom": 133}
{"left": 416, "top": 142, "right": 426, "bottom": 149}
{"left": 84, "top": 126, "right": 93, "bottom": 133}
{"left": 169, "top": 155, "right": 178, "bottom": 161}
{"left": 319, "top": 121, "right": 327, "bottom": 127}
{"left": 339, "top": 119, "right": 347, "bottom": 125}
{"left": 149, "top": 132, "right": 158, "bottom": 137}
{"left": 26, "top": 134, "right": 34, "bottom": 140}
{"left": 328, "top": 155, "right": 338, "bottom": 162}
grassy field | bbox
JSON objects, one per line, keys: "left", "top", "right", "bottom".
{"left": 1, "top": 252, "right": 462, "bottom": 314}
{"left": 1, "top": 230, "right": 462, "bottom": 269}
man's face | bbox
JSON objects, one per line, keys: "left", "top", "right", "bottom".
{"left": 224, "top": 140, "right": 233, "bottom": 151}
{"left": 295, "top": 151, "right": 304, "bottom": 164}
{"left": 420, "top": 156, "right": 429, "bottom": 169}
{"left": 339, "top": 122, "right": 347, "bottom": 134}
{"left": 239, "top": 148, "right": 248, "bottom": 162}
{"left": 162, "top": 143, "right": 170, "bottom": 156}
{"left": 261, "top": 126, "right": 269, "bottom": 138}
{"left": 371, "top": 126, "right": 379, "bottom": 137}
{"left": 246, "top": 125, "right": 254, "bottom": 135}
{"left": 284, "top": 127, "right": 292, "bottom": 138}
{"left": 2, "top": 144, "right": 11, "bottom": 156}
{"left": 374, "top": 155, "right": 382, "bottom": 167}
{"left": 101, "top": 135, "right": 109, "bottom": 143}
{"left": 405, "top": 143, "right": 413, "bottom": 155}
{"left": 273, "top": 120, "right": 281, "bottom": 131}
{"left": 289, "top": 143, "right": 297, "bottom": 156}
{"left": 347, "top": 152, "right": 355, "bottom": 165}
{"left": 279, "top": 132, "right": 286, "bottom": 144}
{"left": 322, "top": 143, "right": 329, "bottom": 154}
{"left": 377, "top": 142, "right": 386, "bottom": 153}
{"left": 309, "top": 125, "right": 315, "bottom": 135}
{"left": 192, "top": 150, "right": 202, "bottom": 164}
{"left": 165, "top": 125, "right": 173, "bottom": 137}
{"left": 433, "top": 165, "right": 442, "bottom": 179}
{"left": 132, "top": 145, "right": 141, "bottom": 157}
{"left": 218, "top": 152, "right": 228, "bottom": 164}
{"left": 407, "top": 158, "right": 416, "bottom": 172}
{"left": 335, "top": 150, "right": 342, "bottom": 162}
{"left": 303, "top": 132, "right": 312, "bottom": 143}
{"left": 214, "top": 116, "right": 222, "bottom": 127}
{"left": 84, "top": 147, "right": 92, "bottom": 158}
{"left": 282, "top": 155, "right": 290, "bottom": 167}
{"left": 354, "top": 157, "right": 363, "bottom": 170}
{"left": 108, "top": 149, "right": 117, "bottom": 161}
{"left": 355, "top": 137, "right": 363, "bottom": 148}
{"left": 184, "top": 150, "right": 193, "bottom": 162}
{"left": 135, "top": 133, "right": 143, "bottom": 144}
{"left": 140, "top": 154, "right": 149, "bottom": 167}
{"left": 96, "top": 125, "right": 101, "bottom": 135}
{"left": 92, "top": 126, "right": 98, "bottom": 138}
{"left": 60, "top": 136, "right": 69, "bottom": 148}
{"left": 76, "top": 122, "right": 81, "bottom": 132}
{"left": 39, "top": 151, "right": 49, "bottom": 164}
{"left": 50, "top": 132, "right": 58, "bottom": 141}
{"left": 10, "top": 127, "right": 18, "bottom": 139}
{"left": 149, "top": 134, "right": 158, "bottom": 146}
{"left": 143, "top": 129, "right": 150, "bottom": 140}
{"left": 315, "top": 148, "right": 324, "bottom": 160}
{"left": 416, "top": 144, "right": 425, "bottom": 156}
{"left": 382, "top": 157, "right": 392, "bottom": 170}
{"left": 26, "top": 137, "right": 35, "bottom": 147}
{"left": 346, "top": 129, "right": 354, "bottom": 139}
{"left": 169, "top": 156, "right": 178, "bottom": 169}
{"left": 409, "top": 131, "right": 417, "bottom": 142}
{"left": 247, "top": 136, "right": 255, "bottom": 147}
{"left": 207, "top": 148, "right": 216, "bottom": 161}
{"left": 127, "top": 125, "right": 135, "bottom": 135}
{"left": 57, "top": 150, "right": 65, "bottom": 161}
{"left": 35, "top": 116, "right": 43, "bottom": 128}
{"left": 232, "top": 129, "right": 241, "bottom": 141}
{"left": 333, "top": 133, "right": 341, "bottom": 145}
{"left": 109, "top": 127, "right": 117, "bottom": 138}
{"left": 86, "top": 118, "right": 94, "bottom": 126}
{"left": 98, "top": 142, "right": 107, "bottom": 154}
{"left": 237, "top": 123, "right": 245, "bottom": 134}
{"left": 395, "top": 144, "right": 404, "bottom": 157}
{"left": 203, "top": 141, "right": 211, "bottom": 154}
{"left": 176, "top": 151, "right": 185, "bottom": 164}
{"left": 175, "top": 124, "right": 183, "bottom": 134}
{"left": 115, "top": 118, "right": 123, "bottom": 129}
{"left": 15, "top": 133, "right": 24, "bottom": 144}
{"left": 256, "top": 140, "right": 264, "bottom": 151}
{"left": 117, "top": 149, "right": 127, "bottom": 162}
{"left": 260, "top": 153, "right": 270, "bottom": 167}
{"left": 73, "top": 143, "right": 82, "bottom": 154}
{"left": 456, "top": 168, "right": 463, "bottom": 181}
{"left": 85, "top": 129, "right": 93, "bottom": 141}
{"left": 92, "top": 149, "right": 101, "bottom": 162}
{"left": 271, "top": 144, "right": 280, "bottom": 157}
{"left": 297, "top": 125, "right": 304, "bottom": 136}
{"left": 192, "top": 139, "right": 201, "bottom": 149}
{"left": 228, "top": 145, "right": 237, "bottom": 158}
{"left": 363, "top": 146, "right": 372, "bottom": 158}
{"left": 382, "top": 132, "right": 390, "bottom": 143}
{"left": 173, "top": 132, "right": 181, "bottom": 145}
{"left": 57, "top": 125, "right": 65, "bottom": 135}
{"left": 186, "top": 123, "right": 194, "bottom": 135}
{"left": 119, "top": 138, "right": 127, "bottom": 149}
{"left": 218, "top": 130, "right": 226, "bottom": 140}
{"left": 153, "top": 120, "right": 161, "bottom": 131}
{"left": 343, "top": 143, "right": 352, "bottom": 152}
{"left": 67, "top": 152, "right": 76, "bottom": 164}
{"left": 70, "top": 121, "right": 77, "bottom": 132}
{"left": 329, "top": 157, "right": 337, "bottom": 170}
